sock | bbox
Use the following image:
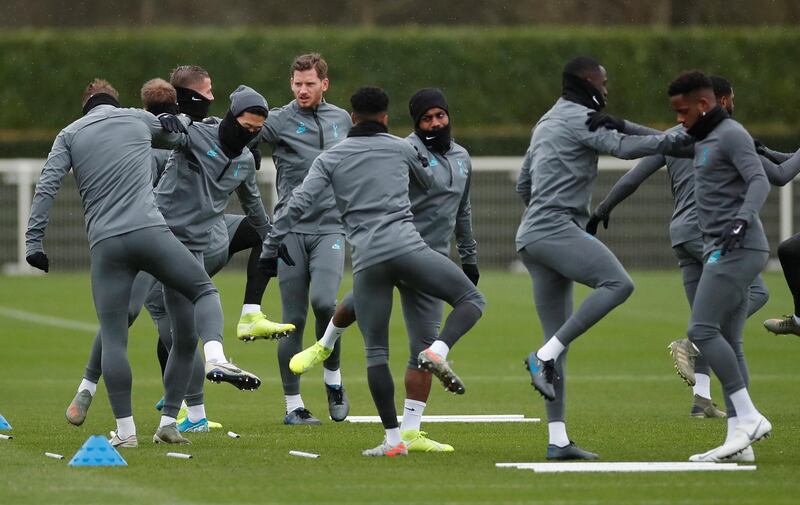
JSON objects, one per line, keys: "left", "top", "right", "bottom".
{"left": 693, "top": 373, "right": 712, "bottom": 399}
{"left": 323, "top": 368, "right": 342, "bottom": 387}
{"left": 548, "top": 421, "right": 570, "bottom": 447}
{"left": 285, "top": 394, "right": 304, "bottom": 413}
{"left": 115, "top": 416, "right": 136, "bottom": 439}
{"left": 429, "top": 340, "right": 450, "bottom": 359}
{"left": 725, "top": 416, "right": 739, "bottom": 444}
{"left": 79, "top": 379, "right": 97, "bottom": 396}
{"left": 159, "top": 415, "right": 176, "bottom": 428}
{"left": 204, "top": 341, "right": 226, "bottom": 364}
{"left": 187, "top": 404, "right": 206, "bottom": 423}
{"left": 241, "top": 304, "right": 261, "bottom": 317}
{"left": 386, "top": 427, "right": 402, "bottom": 446}
{"left": 729, "top": 388, "right": 759, "bottom": 423}
{"left": 400, "top": 399, "right": 426, "bottom": 433}
{"left": 319, "top": 321, "right": 346, "bottom": 349}
{"left": 538, "top": 336, "right": 566, "bottom": 362}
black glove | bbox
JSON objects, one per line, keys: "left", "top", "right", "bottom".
{"left": 258, "top": 256, "right": 278, "bottom": 277}
{"left": 753, "top": 138, "right": 781, "bottom": 164}
{"left": 26, "top": 251, "right": 49, "bottom": 272}
{"left": 251, "top": 147, "right": 262, "bottom": 171}
{"left": 158, "top": 113, "right": 188, "bottom": 134}
{"left": 718, "top": 219, "right": 748, "bottom": 255}
{"left": 277, "top": 243, "right": 295, "bottom": 267}
{"left": 585, "top": 210, "right": 609, "bottom": 236}
{"left": 258, "top": 243, "right": 296, "bottom": 278}
{"left": 586, "top": 112, "right": 625, "bottom": 132}
{"left": 462, "top": 263, "right": 480, "bottom": 286}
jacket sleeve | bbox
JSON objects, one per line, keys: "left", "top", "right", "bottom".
{"left": 595, "top": 154, "right": 665, "bottom": 216}
{"left": 577, "top": 125, "right": 694, "bottom": 160}
{"left": 263, "top": 155, "right": 330, "bottom": 257}
{"left": 136, "top": 109, "right": 189, "bottom": 150}
{"left": 762, "top": 146, "right": 793, "bottom": 164}
{"left": 760, "top": 150, "right": 800, "bottom": 187}
{"left": 726, "top": 128, "right": 770, "bottom": 224}
{"left": 26, "top": 132, "right": 72, "bottom": 255}
{"left": 455, "top": 159, "right": 477, "bottom": 265}
{"left": 622, "top": 120, "right": 664, "bottom": 136}
{"left": 516, "top": 148, "right": 533, "bottom": 206}
{"left": 254, "top": 108, "right": 282, "bottom": 145}
{"left": 236, "top": 157, "right": 271, "bottom": 238}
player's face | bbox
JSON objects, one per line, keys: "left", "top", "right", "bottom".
{"left": 586, "top": 65, "right": 608, "bottom": 101}
{"left": 237, "top": 111, "right": 266, "bottom": 133}
{"left": 418, "top": 107, "right": 449, "bottom": 132}
{"left": 670, "top": 93, "right": 713, "bottom": 130}
{"left": 189, "top": 77, "right": 214, "bottom": 101}
{"left": 291, "top": 69, "right": 329, "bottom": 109}
{"left": 718, "top": 90, "right": 735, "bottom": 116}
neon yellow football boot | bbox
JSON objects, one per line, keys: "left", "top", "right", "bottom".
{"left": 289, "top": 341, "right": 333, "bottom": 375}
{"left": 401, "top": 430, "right": 454, "bottom": 452}
{"left": 237, "top": 312, "right": 295, "bottom": 342}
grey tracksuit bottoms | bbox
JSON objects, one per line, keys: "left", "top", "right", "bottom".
{"left": 518, "top": 226, "right": 635, "bottom": 423}
{"left": 89, "top": 226, "right": 222, "bottom": 419}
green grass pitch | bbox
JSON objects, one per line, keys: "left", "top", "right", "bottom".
{"left": 1, "top": 270, "right": 799, "bottom": 504}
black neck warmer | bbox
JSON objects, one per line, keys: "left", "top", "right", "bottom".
{"left": 82, "top": 93, "right": 120, "bottom": 115}
{"left": 146, "top": 102, "right": 179, "bottom": 116}
{"left": 561, "top": 73, "right": 605, "bottom": 111}
{"left": 218, "top": 111, "right": 258, "bottom": 159}
{"left": 347, "top": 120, "right": 389, "bottom": 137}
{"left": 687, "top": 106, "right": 729, "bottom": 140}
{"left": 415, "top": 124, "right": 452, "bottom": 155}
{"left": 176, "top": 86, "right": 212, "bottom": 122}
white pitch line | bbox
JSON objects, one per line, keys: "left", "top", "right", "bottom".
{"left": 496, "top": 462, "right": 756, "bottom": 473}
{"left": 347, "top": 414, "right": 540, "bottom": 423}
{"left": 0, "top": 305, "right": 98, "bottom": 333}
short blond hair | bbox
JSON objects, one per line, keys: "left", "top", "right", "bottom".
{"left": 291, "top": 53, "right": 328, "bottom": 80}
{"left": 169, "top": 65, "right": 210, "bottom": 88}
{"left": 140, "top": 78, "right": 177, "bottom": 109}
{"left": 82, "top": 78, "right": 119, "bottom": 106}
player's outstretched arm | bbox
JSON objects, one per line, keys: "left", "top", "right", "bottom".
{"left": 25, "top": 131, "right": 72, "bottom": 271}
{"left": 760, "top": 148, "right": 800, "bottom": 186}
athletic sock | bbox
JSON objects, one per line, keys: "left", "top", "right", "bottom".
{"left": 386, "top": 427, "right": 402, "bottom": 446}
{"left": 78, "top": 379, "right": 97, "bottom": 396}
{"left": 160, "top": 415, "right": 177, "bottom": 428}
{"left": 116, "top": 416, "right": 136, "bottom": 439}
{"left": 203, "top": 341, "right": 227, "bottom": 364}
{"left": 241, "top": 304, "right": 261, "bottom": 317}
{"left": 538, "top": 336, "right": 566, "bottom": 362}
{"left": 187, "top": 404, "right": 206, "bottom": 423}
{"left": 285, "top": 394, "right": 304, "bottom": 413}
{"left": 729, "top": 388, "right": 760, "bottom": 423}
{"left": 548, "top": 421, "right": 570, "bottom": 447}
{"left": 319, "top": 320, "right": 345, "bottom": 349}
{"left": 693, "top": 373, "right": 712, "bottom": 400}
{"left": 725, "top": 416, "right": 739, "bottom": 444}
{"left": 429, "top": 340, "right": 450, "bottom": 359}
{"left": 323, "top": 368, "right": 342, "bottom": 387}
{"left": 400, "top": 399, "right": 426, "bottom": 433}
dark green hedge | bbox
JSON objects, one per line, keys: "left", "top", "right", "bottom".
{"left": 3, "top": 27, "right": 800, "bottom": 156}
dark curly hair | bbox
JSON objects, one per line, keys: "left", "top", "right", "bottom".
{"left": 667, "top": 70, "right": 713, "bottom": 97}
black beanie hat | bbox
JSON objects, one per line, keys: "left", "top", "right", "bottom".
{"left": 408, "top": 88, "right": 448, "bottom": 126}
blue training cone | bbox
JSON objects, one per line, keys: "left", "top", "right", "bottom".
{"left": 0, "top": 414, "right": 11, "bottom": 430}
{"left": 68, "top": 435, "right": 127, "bottom": 467}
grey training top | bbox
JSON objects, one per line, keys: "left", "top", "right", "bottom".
{"left": 759, "top": 149, "right": 800, "bottom": 186}
{"left": 255, "top": 100, "right": 352, "bottom": 235}
{"left": 692, "top": 118, "right": 770, "bottom": 256}
{"left": 155, "top": 121, "right": 269, "bottom": 252}
{"left": 515, "top": 98, "right": 693, "bottom": 250}
{"left": 27, "top": 105, "right": 179, "bottom": 254}
{"left": 405, "top": 133, "right": 477, "bottom": 265}
{"left": 265, "top": 131, "right": 433, "bottom": 273}
{"left": 596, "top": 124, "right": 701, "bottom": 247}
